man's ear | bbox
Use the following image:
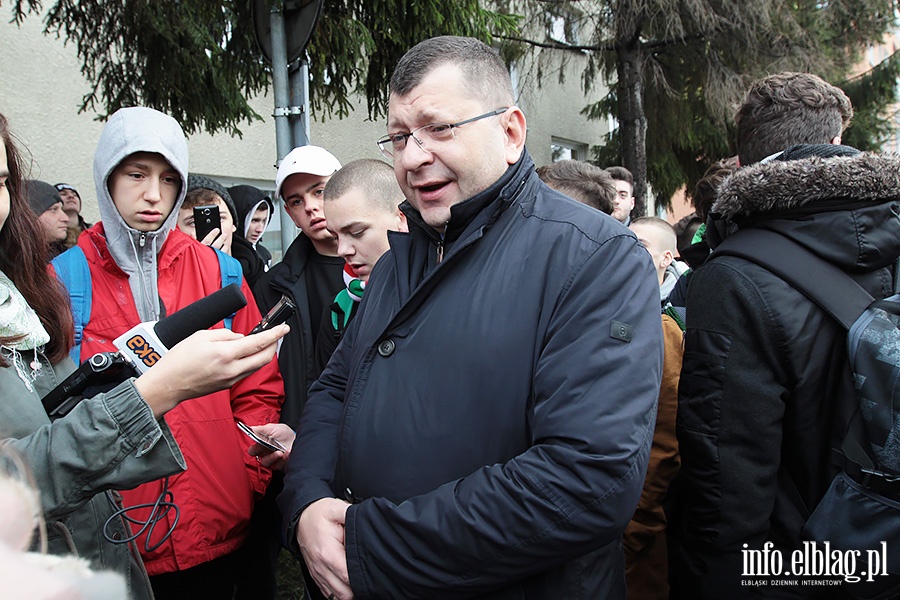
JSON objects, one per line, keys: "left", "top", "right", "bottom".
{"left": 661, "top": 249, "right": 674, "bottom": 270}
{"left": 502, "top": 107, "right": 527, "bottom": 165}
{"left": 396, "top": 210, "right": 409, "bottom": 233}
{"left": 831, "top": 135, "right": 842, "bottom": 145}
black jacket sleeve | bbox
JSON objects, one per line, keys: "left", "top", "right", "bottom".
{"left": 313, "top": 304, "right": 337, "bottom": 375}
{"left": 676, "top": 258, "right": 792, "bottom": 598}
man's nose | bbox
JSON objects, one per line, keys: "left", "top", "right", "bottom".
{"left": 398, "top": 137, "right": 434, "bottom": 170}
{"left": 338, "top": 240, "right": 355, "bottom": 261}
{"left": 306, "top": 197, "right": 323, "bottom": 214}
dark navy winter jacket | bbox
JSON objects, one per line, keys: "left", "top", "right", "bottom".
{"left": 280, "top": 151, "right": 663, "bottom": 599}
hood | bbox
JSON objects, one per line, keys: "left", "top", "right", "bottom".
{"left": 709, "top": 150, "right": 900, "bottom": 272}
{"left": 93, "top": 106, "right": 189, "bottom": 321}
{"left": 713, "top": 151, "right": 900, "bottom": 222}
{"left": 660, "top": 263, "right": 680, "bottom": 304}
{"left": 229, "top": 185, "right": 274, "bottom": 240}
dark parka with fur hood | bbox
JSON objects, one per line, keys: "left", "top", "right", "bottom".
{"left": 675, "top": 146, "right": 900, "bottom": 598}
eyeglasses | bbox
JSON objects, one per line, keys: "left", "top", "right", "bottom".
{"left": 377, "top": 107, "right": 509, "bottom": 159}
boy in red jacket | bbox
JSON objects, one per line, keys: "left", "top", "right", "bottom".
{"left": 53, "top": 106, "right": 284, "bottom": 599}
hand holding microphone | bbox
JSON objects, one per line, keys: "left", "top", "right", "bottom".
{"left": 128, "top": 283, "right": 289, "bottom": 417}
{"left": 112, "top": 283, "right": 249, "bottom": 375}
{"left": 134, "top": 324, "right": 289, "bottom": 419}
{"left": 43, "top": 284, "right": 289, "bottom": 420}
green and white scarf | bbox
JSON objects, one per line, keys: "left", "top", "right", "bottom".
{"left": 331, "top": 263, "right": 365, "bottom": 331}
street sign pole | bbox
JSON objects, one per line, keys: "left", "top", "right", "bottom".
{"left": 253, "top": 0, "right": 323, "bottom": 255}
{"left": 269, "top": 3, "right": 299, "bottom": 253}
{"left": 290, "top": 59, "right": 311, "bottom": 148}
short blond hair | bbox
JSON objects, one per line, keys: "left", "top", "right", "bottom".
{"left": 324, "top": 159, "right": 402, "bottom": 213}
{"left": 630, "top": 216, "right": 677, "bottom": 255}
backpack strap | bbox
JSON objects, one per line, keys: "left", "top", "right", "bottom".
{"left": 714, "top": 228, "right": 892, "bottom": 484}
{"left": 214, "top": 248, "right": 243, "bottom": 331}
{"left": 711, "top": 228, "right": 874, "bottom": 330}
{"left": 51, "top": 246, "right": 91, "bottom": 364}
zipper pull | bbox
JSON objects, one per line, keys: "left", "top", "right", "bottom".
{"left": 436, "top": 241, "right": 444, "bottom": 264}
{"left": 139, "top": 233, "right": 146, "bottom": 248}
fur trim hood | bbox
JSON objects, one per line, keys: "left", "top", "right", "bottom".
{"left": 713, "top": 152, "right": 900, "bottom": 222}
{"left": 708, "top": 150, "right": 900, "bottom": 272}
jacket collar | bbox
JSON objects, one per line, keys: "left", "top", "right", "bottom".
{"left": 84, "top": 223, "right": 192, "bottom": 274}
{"left": 708, "top": 152, "right": 900, "bottom": 272}
{"left": 400, "top": 150, "right": 534, "bottom": 248}
{"left": 268, "top": 232, "right": 316, "bottom": 290}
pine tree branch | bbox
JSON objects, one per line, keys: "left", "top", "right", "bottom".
{"left": 494, "top": 33, "right": 614, "bottom": 53}
{"left": 840, "top": 47, "right": 900, "bottom": 84}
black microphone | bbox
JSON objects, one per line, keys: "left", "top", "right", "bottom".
{"left": 112, "top": 284, "right": 247, "bottom": 373}
{"left": 42, "top": 284, "right": 247, "bottom": 418}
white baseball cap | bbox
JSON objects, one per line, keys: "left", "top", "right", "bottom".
{"left": 274, "top": 145, "right": 342, "bottom": 200}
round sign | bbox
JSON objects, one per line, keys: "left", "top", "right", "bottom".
{"left": 252, "top": 0, "right": 324, "bottom": 64}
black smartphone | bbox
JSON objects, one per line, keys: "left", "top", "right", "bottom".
{"left": 251, "top": 295, "right": 296, "bottom": 334}
{"left": 193, "top": 204, "right": 220, "bottom": 243}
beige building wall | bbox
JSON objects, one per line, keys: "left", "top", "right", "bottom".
{"left": 1, "top": 13, "right": 608, "bottom": 254}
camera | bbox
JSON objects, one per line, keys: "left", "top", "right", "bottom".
{"left": 42, "top": 352, "right": 137, "bottom": 419}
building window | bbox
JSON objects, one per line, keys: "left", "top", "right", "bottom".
{"left": 551, "top": 138, "right": 588, "bottom": 162}
{"left": 547, "top": 10, "right": 580, "bottom": 46}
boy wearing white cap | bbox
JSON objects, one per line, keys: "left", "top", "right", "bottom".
{"left": 250, "top": 146, "right": 345, "bottom": 598}
{"left": 257, "top": 145, "right": 345, "bottom": 429}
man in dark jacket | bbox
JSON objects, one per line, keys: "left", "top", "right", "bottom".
{"left": 279, "top": 35, "right": 663, "bottom": 600}
{"left": 250, "top": 145, "right": 344, "bottom": 600}
{"left": 676, "top": 72, "right": 900, "bottom": 598}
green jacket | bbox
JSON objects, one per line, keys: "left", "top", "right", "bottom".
{"left": 0, "top": 352, "right": 185, "bottom": 600}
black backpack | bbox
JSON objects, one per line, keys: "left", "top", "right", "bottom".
{"left": 714, "top": 227, "right": 900, "bottom": 599}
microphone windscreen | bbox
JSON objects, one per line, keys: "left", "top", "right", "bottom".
{"left": 153, "top": 283, "right": 247, "bottom": 349}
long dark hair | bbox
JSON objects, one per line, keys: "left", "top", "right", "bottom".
{"left": 0, "top": 113, "right": 74, "bottom": 364}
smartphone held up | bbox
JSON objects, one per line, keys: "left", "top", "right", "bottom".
{"left": 193, "top": 204, "right": 221, "bottom": 243}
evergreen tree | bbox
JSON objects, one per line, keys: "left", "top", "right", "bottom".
{"left": 9, "top": 0, "right": 898, "bottom": 206}
{"left": 6, "top": 0, "right": 518, "bottom": 135}
{"left": 499, "top": 0, "right": 899, "bottom": 214}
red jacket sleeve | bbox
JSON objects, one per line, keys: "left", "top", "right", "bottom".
{"left": 227, "top": 278, "right": 285, "bottom": 496}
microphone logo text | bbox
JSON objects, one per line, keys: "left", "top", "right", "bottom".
{"left": 126, "top": 335, "right": 161, "bottom": 367}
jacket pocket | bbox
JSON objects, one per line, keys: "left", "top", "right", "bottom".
{"left": 677, "top": 329, "right": 731, "bottom": 434}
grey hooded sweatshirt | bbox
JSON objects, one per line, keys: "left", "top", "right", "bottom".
{"left": 93, "top": 106, "right": 188, "bottom": 321}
